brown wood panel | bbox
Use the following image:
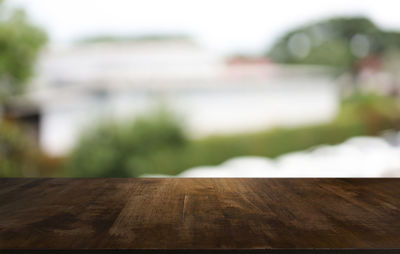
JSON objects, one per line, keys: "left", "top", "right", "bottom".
{"left": 0, "top": 178, "right": 399, "bottom": 253}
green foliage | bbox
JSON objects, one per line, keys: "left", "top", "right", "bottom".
{"left": 0, "top": 1, "right": 47, "bottom": 101}
{"left": 65, "top": 109, "right": 187, "bottom": 177}
{"left": 65, "top": 94, "right": 400, "bottom": 177}
{"left": 0, "top": 120, "right": 63, "bottom": 177}
{"left": 0, "top": 121, "right": 39, "bottom": 176}
{"left": 267, "top": 16, "right": 400, "bottom": 71}
{"left": 0, "top": 1, "right": 50, "bottom": 177}
{"left": 337, "top": 93, "right": 400, "bottom": 134}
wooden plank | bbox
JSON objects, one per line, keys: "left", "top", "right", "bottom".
{"left": 0, "top": 178, "right": 399, "bottom": 253}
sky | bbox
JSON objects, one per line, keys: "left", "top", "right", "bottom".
{"left": 11, "top": 0, "right": 400, "bottom": 55}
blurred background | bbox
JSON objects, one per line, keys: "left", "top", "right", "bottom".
{"left": 1, "top": 0, "right": 400, "bottom": 177}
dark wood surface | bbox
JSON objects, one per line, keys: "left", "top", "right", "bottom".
{"left": 0, "top": 178, "right": 399, "bottom": 253}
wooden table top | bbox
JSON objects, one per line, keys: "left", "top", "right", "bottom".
{"left": 0, "top": 178, "right": 399, "bottom": 253}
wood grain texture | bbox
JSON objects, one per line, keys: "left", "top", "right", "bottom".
{"left": 0, "top": 178, "right": 399, "bottom": 252}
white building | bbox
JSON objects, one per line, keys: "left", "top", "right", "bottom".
{"left": 25, "top": 39, "right": 338, "bottom": 156}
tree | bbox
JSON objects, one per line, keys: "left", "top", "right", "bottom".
{"left": 0, "top": 1, "right": 48, "bottom": 177}
{"left": 267, "top": 16, "right": 400, "bottom": 72}
{"left": 0, "top": 0, "right": 47, "bottom": 102}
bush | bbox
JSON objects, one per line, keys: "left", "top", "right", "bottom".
{"left": 0, "top": 121, "right": 39, "bottom": 176}
{"left": 0, "top": 120, "right": 63, "bottom": 177}
{"left": 65, "top": 109, "right": 187, "bottom": 177}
